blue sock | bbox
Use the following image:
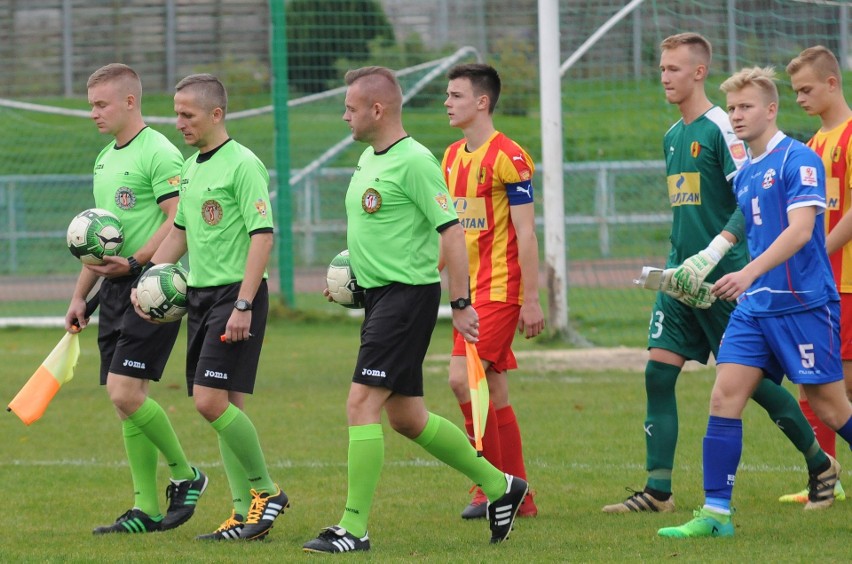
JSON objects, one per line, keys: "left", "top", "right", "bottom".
{"left": 702, "top": 415, "right": 743, "bottom": 512}
{"left": 836, "top": 416, "right": 852, "bottom": 449}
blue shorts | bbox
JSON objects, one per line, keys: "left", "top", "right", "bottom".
{"left": 718, "top": 302, "right": 843, "bottom": 385}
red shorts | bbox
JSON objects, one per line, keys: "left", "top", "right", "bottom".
{"left": 842, "top": 292, "right": 852, "bottom": 360}
{"left": 452, "top": 301, "right": 520, "bottom": 373}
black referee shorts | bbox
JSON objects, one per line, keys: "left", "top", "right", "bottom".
{"left": 185, "top": 280, "right": 268, "bottom": 396}
{"left": 98, "top": 275, "right": 181, "bottom": 385}
{"left": 353, "top": 282, "right": 441, "bottom": 397}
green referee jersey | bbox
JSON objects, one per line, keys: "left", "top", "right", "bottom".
{"left": 346, "top": 136, "right": 458, "bottom": 289}
{"left": 92, "top": 126, "right": 183, "bottom": 256}
{"left": 175, "top": 139, "right": 274, "bottom": 288}
{"left": 663, "top": 106, "right": 749, "bottom": 281}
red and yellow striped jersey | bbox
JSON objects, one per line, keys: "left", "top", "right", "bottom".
{"left": 808, "top": 118, "right": 852, "bottom": 292}
{"left": 442, "top": 131, "right": 535, "bottom": 304}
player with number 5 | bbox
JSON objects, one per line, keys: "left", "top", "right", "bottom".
{"left": 659, "top": 66, "right": 852, "bottom": 539}
{"left": 604, "top": 33, "right": 830, "bottom": 516}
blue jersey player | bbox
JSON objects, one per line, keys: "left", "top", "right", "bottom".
{"left": 659, "top": 66, "right": 852, "bottom": 539}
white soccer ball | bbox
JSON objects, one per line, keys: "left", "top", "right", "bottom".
{"left": 326, "top": 250, "right": 365, "bottom": 309}
{"left": 66, "top": 208, "right": 124, "bottom": 265}
{"left": 135, "top": 263, "right": 189, "bottom": 323}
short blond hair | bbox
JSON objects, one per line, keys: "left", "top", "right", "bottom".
{"left": 786, "top": 45, "right": 842, "bottom": 86}
{"left": 660, "top": 32, "right": 712, "bottom": 66}
{"left": 720, "top": 66, "right": 779, "bottom": 105}
{"left": 87, "top": 63, "right": 141, "bottom": 99}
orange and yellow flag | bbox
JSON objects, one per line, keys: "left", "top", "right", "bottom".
{"left": 7, "top": 332, "right": 80, "bottom": 425}
{"left": 464, "top": 341, "right": 489, "bottom": 455}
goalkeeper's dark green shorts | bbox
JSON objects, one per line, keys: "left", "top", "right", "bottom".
{"left": 646, "top": 290, "right": 736, "bottom": 365}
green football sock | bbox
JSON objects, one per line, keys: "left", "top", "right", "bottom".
{"left": 338, "top": 424, "right": 384, "bottom": 538}
{"left": 127, "top": 397, "right": 194, "bottom": 481}
{"left": 644, "top": 360, "right": 680, "bottom": 494}
{"left": 211, "top": 403, "right": 275, "bottom": 494}
{"left": 412, "top": 412, "right": 506, "bottom": 501}
{"left": 219, "top": 434, "right": 251, "bottom": 518}
{"left": 122, "top": 419, "right": 161, "bottom": 518}
{"left": 751, "top": 378, "right": 828, "bottom": 471}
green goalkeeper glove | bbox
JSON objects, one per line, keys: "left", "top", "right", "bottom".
{"left": 672, "top": 235, "right": 733, "bottom": 295}
{"left": 634, "top": 267, "right": 717, "bottom": 309}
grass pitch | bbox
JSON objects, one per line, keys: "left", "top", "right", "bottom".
{"left": 1, "top": 313, "right": 848, "bottom": 562}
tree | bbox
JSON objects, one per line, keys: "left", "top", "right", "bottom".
{"left": 286, "top": 0, "right": 396, "bottom": 94}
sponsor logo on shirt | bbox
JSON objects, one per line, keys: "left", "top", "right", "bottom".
{"left": 667, "top": 173, "right": 701, "bottom": 206}
{"left": 832, "top": 146, "right": 842, "bottom": 163}
{"left": 799, "top": 166, "right": 818, "bottom": 187}
{"left": 362, "top": 188, "right": 382, "bottom": 213}
{"left": 115, "top": 186, "right": 136, "bottom": 210}
{"left": 453, "top": 197, "right": 487, "bottom": 230}
{"left": 827, "top": 178, "right": 840, "bottom": 209}
{"left": 202, "top": 199, "right": 223, "bottom": 225}
{"left": 254, "top": 198, "right": 268, "bottom": 216}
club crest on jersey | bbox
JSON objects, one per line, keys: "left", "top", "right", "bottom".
{"left": 762, "top": 168, "right": 777, "bottom": 189}
{"left": 799, "top": 166, "right": 818, "bottom": 187}
{"left": 202, "top": 199, "right": 223, "bottom": 225}
{"left": 478, "top": 166, "right": 488, "bottom": 184}
{"left": 254, "top": 199, "right": 268, "bottom": 216}
{"left": 434, "top": 192, "right": 449, "bottom": 211}
{"left": 167, "top": 175, "right": 180, "bottom": 186}
{"left": 690, "top": 141, "right": 701, "bottom": 158}
{"left": 832, "top": 146, "right": 842, "bottom": 163}
{"left": 362, "top": 188, "right": 381, "bottom": 213}
{"left": 115, "top": 186, "right": 136, "bottom": 210}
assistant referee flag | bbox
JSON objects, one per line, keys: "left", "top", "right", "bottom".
{"left": 465, "top": 341, "right": 489, "bottom": 455}
{"left": 7, "top": 332, "right": 81, "bottom": 426}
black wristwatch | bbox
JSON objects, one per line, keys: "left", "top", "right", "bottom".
{"left": 127, "top": 256, "right": 143, "bottom": 277}
{"left": 234, "top": 299, "right": 253, "bottom": 312}
{"left": 449, "top": 297, "right": 471, "bottom": 310}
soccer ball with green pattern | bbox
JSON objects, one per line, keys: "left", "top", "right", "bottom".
{"left": 326, "top": 250, "right": 365, "bottom": 309}
{"left": 135, "top": 263, "right": 189, "bottom": 323}
{"left": 66, "top": 208, "right": 124, "bottom": 265}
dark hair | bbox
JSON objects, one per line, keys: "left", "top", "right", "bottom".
{"left": 448, "top": 63, "right": 501, "bottom": 113}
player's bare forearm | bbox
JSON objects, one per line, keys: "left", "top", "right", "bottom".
{"left": 150, "top": 226, "right": 187, "bottom": 265}
{"left": 238, "top": 232, "right": 272, "bottom": 303}
{"left": 511, "top": 203, "right": 545, "bottom": 337}
{"left": 132, "top": 196, "right": 179, "bottom": 264}
{"left": 440, "top": 224, "right": 471, "bottom": 302}
{"left": 65, "top": 267, "right": 99, "bottom": 331}
{"left": 826, "top": 210, "right": 852, "bottom": 256}
{"left": 223, "top": 232, "right": 272, "bottom": 342}
{"left": 93, "top": 197, "right": 179, "bottom": 280}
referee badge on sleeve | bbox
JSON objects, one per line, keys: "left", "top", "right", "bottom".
{"left": 434, "top": 193, "right": 449, "bottom": 211}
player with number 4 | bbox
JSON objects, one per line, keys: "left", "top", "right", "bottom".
{"left": 604, "top": 33, "right": 831, "bottom": 516}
